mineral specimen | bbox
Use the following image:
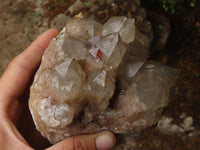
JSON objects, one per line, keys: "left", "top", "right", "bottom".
{"left": 29, "top": 16, "right": 178, "bottom": 144}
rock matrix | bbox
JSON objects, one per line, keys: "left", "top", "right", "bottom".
{"left": 29, "top": 16, "right": 178, "bottom": 144}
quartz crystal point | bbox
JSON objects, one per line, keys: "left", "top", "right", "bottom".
{"left": 29, "top": 16, "right": 178, "bottom": 144}
{"left": 97, "top": 61, "right": 179, "bottom": 134}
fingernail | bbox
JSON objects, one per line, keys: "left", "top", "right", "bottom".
{"left": 96, "top": 132, "right": 116, "bottom": 150}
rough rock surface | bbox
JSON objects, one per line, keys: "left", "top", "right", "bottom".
{"left": 29, "top": 16, "right": 178, "bottom": 144}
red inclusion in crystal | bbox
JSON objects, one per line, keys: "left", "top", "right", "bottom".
{"left": 97, "top": 49, "right": 103, "bottom": 59}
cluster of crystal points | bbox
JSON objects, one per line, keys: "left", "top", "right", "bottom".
{"left": 29, "top": 16, "right": 178, "bottom": 144}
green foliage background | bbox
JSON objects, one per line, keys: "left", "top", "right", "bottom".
{"left": 146, "top": 0, "right": 198, "bottom": 14}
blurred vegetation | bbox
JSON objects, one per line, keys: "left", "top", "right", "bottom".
{"left": 145, "top": 0, "right": 198, "bottom": 14}
{"left": 160, "top": 0, "right": 197, "bottom": 14}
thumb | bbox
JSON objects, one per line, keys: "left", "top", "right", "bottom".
{"left": 47, "top": 131, "right": 116, "bottom": 150}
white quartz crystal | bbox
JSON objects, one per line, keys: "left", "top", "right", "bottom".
{"left": 119, "top": 18, "right": 136, "bottom": 43}
{"left": 102, "top": 16, "right": 127, "bottom": 36}
{"left": 29, "top": 16, "right": 178, "bottom": 144}
{"left": 38, "top": 98, "right": 74, "bottom": 128}
{"left": 96, "top": 33, "right": 119, "bottom": 58}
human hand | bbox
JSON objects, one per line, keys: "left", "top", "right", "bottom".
{"left": 0, "top": 29, "right": 116, "bottom": 150}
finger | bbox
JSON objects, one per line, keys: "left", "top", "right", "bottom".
{"left": 0, "top": 29, "right": 58, "bottom": 100}
{"left": 47, "top": 131, "right": 116, "bottom": 150}
{"left": 0, "top": 114, "right": 33, "bottom": 150}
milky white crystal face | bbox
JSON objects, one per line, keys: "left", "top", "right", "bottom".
{"left": 62, "top": 37, "right": 91, "bottom": 60}
{"left": 38, "top": 97, "right": 74, "bottom": 128}
{"left": 36, "top": 59, "right": 86, "bottom": 103}
{"left": 96, "top": 33, "right": 119, "bottom": 58}
{"left": 29, "top": 16, "right": 178, "bottom": 144}
{"left": 102, "top": 16, "right": 127, "bottom": 36}
{"left": 119, "top": 19, "right": 136, "bottom": 43}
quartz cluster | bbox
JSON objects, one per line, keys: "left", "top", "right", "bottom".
{"left": 29, "top": 16, "right": 178, "bottom": 144}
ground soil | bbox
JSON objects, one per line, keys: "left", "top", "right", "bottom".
{"left": 135, "top": 1, "right": 200, "bottom": 150}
